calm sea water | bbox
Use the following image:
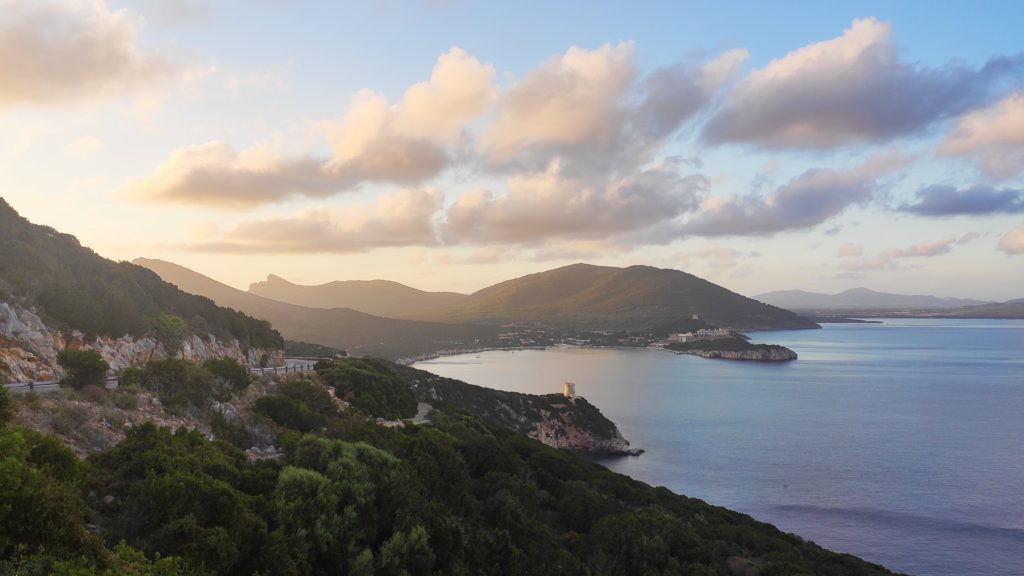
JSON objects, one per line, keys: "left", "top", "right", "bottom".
{"left": 414, "top": 319, "right": 1024, "bottom": 576}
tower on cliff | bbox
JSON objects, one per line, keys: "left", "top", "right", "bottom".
{"left": 562, "top": 382, "right": 576, "bottom": 398}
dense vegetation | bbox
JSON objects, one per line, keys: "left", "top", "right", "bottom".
{"left": 392, "top": 364, "right": 620, "bottom": 440}
{"left": 317, "top": 358, "right": 418, "bottom": 420}
{"left": 0, "top": 379, "right": 898, "bottom": 576}
{"left": 0, "top": 199, "right": 281, "bottom": 350}
{"left": 284, "top": 340, "right": 348, "bottom": 359}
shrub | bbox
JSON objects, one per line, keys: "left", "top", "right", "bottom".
{"left": 51, "top": 403, "right": 90, "bottom": 436}
{"left": 140, "top": 359, "right": 220, "bottom": 411}
{"left": 118, "top": 366, "right": 144, "bottom": 389}
{"left": 204, "top": 357, "right": 252, "bottom": 392}
{"left": 79, "top": 384, "right": 107, "bottom": 404}
{"left": 113, "top": 390, "right": 138, "bottom": 411}
{"left": 278, "top": 379, "right": 337, "bottom": 418}
{"left": 56, "top": 349, "right": 109, "bottom": 390}
{"left": 253, "top": 396, "right": 326, "bottom": 432}
{"left": 101, "top": 406, "right": 126, "bottom": 429}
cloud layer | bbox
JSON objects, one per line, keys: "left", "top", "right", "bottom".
{"left": 444, "top": 159, "right": 706, "bottom": 245}
{"left": 191, "top": 189, "right": 444, "bottom": 253}
{"left": 678, "top": 152, "right": 910, "bottom": 236}
{"left": 703, "top": 18, "right": 1022, "bottom": 149}
{"left": 840, "top": 237, "right": 960, "bottom": 271}
{"left": 939, "top": 92, "right": 1024, "bottom": 179}
{"left": 899, "top": 184, "right": 1024, "bottom": 216}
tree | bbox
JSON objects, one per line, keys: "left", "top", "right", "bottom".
{"left": 151, "top": 313, "right": 188, "bottom": 355}
{"left": 141, "top": 359, "right": 219, "bottom": 411}
{"left": 56, "top": 349, "right": 109, "bottom": 390}
{"left": 0, "top": 386, "right": 12, "bottom": 426}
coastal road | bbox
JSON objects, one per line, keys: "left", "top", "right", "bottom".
{"left": 4, "top": 359, "right": 319, "bottom": 395}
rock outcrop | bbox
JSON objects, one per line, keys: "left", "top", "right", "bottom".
{"left": 396, "top": 364, "right": 642, "bottom": 456}
{"left": 530, "top": 398, "right": 643, "bottom": 455}
{"left": 0, "top": 301, "right": 283, "bottom": 383}
{"left": 674, "top": 347, "right": 798, "bottom": 361}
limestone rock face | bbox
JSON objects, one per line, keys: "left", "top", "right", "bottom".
{"left": 530, "top": 405, "right": 643, "bottom": 455}
{"left": 0, "top": 301, "right": 283, "bottom": 383}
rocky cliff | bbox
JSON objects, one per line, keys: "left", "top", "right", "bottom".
{"left": 394, "top": 364, "right": 641, "bottom": 455}
{"left": 0, "top": 301, "right": 283, "bottom": 383}
{"left": 672, "top": 347, "right": 798, "bottom": 361}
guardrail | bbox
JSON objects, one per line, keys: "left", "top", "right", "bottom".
{"left": 4, "top": 359, "right": 320, "bottom": 393}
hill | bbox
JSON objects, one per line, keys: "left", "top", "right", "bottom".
{"left": 1, "top": 363, "right": 899, "bottom": 575}
{"left": 0, "top": 199, "right": 280, "bottom": 349}
{"left": 755, "top": 287, "right": 988, "bottom": 311}
{"left": 917, "top": 300, "right": 1024, "bottom": 319}
{"left": 249, "top": 274, "right": 467, "bottom": 319}
{"left": 0, "top": 199, "right": 282, "bottom": 382}
{"left": 432, "top": 263, "right": 817, "bottom": 331}
{"left": 134, "top": 258, "right": 497, "bottom": 360}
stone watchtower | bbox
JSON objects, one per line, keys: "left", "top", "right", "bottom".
{"left": 562, "top": 382, "right": 576, "bottom": 398}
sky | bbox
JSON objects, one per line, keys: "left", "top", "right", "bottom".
{"left": 2, "top": 0, "right": 1023, "bottom": 300}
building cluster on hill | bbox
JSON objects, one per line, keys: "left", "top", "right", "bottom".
{"left": 666, "top": 328, "right": 731, "bottom": 343}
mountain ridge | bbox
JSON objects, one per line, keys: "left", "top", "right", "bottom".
{"left": 135, "top": 258, "right": 497, "bottom": 360}
{"left": 243, "top": 262, "right": 817, "bottom": 332}
{"left": 755, "top": 287, "right": 989, "bottom": 311}
{"left": 249, "top": 273, "right": 467, "bottom": 319}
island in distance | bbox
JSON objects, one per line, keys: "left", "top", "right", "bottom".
{"left": 756, "top": 287, "right": 1024, "bottom": 319}
{"left": 139, "top": 259, "right": 812, "bottom": 362}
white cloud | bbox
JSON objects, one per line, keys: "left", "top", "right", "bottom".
{"left": 998, "top": 226, "right": 1024, "bottom": 255}
{"left": 678, "top": 151, "right": 912, "bottom": 236}
{"left": 443, "top": 159, "right": 706, "bottom": 245}
{"left": 481, "top": 43, "right": 746, "bottom": 175}
{"left": 838, "top": 243, "right": 863, "bottom": 257}
{"left": 322, "top": 47, "right": 496, "bottom": 177}
{"left": 841, "top": 237, "right": 958, "bottom": 270}
{"left": 127, "top": 48, "right": 495, "bottom": 207}
{"left": 482, "top": 42, "right": 637, "bottom": 163}
{"left": 0, "top": 0, "right": 171, "bottom": 108}
{"left": 703, "top": 18, "right": 1023, "bottom": 149}
{"left": 120, "top": 141, "right": 340, "bottom": 208}
{"left": 190, "top": 188, "right": 444, "bottom": 253}
{"left": 939, "top": 92, "right": 1024, "bottom": 179}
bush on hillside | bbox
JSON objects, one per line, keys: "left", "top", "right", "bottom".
{"left": 204, "top": 357, "right": 252, "bottom": 392}
{"left": 316, "top": 358, "right": 416, "bottom": 420}
{"left": 140, "top": 359, "right": 220, "bottom": 412}
{"left": 56, "top": 349, "right": 109, "bottom": 390}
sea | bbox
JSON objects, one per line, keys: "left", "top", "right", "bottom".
{"left": 413, "top": 319, "right": 1024, "bottom": 576}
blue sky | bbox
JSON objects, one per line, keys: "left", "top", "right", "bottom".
{"left": 2, "top": 0, "right": 1022, "bottom": 299}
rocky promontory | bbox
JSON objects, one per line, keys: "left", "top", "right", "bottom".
{"left": 678, "top": 347, "right": 798, "bottom": 361}
{"left": 394, "top": 364, "right": 642, "bottom": 456}
{"left": 665, "top": 337, "right": 798, "bottom": 362}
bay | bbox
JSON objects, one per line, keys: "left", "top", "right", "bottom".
{"left": 414, "top": 319, "right": 1024, "bottom": 576}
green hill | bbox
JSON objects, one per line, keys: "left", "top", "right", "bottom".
{"left": 435, "top": 263, "right": 817, "bottom": 332}
{"left": 0, "top": 368, "right": 899, "bottom": 576}
{"left": 0, "top": 198, "right": 281, "bottom": 350}
{"left": 135, "top": 258, "right": 497, "bottom": 360}
{"left": 249, "top": 274, "right": 467, "bottom": 319}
